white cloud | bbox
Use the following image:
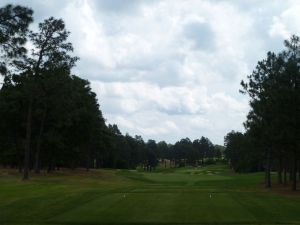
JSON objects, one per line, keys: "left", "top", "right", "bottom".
{"left": 91, "top": 81, "right": 248, "bottom": 144}
{"left": 269, "top": 16, "right": 290, "bottom": 39}
{"left": 3, "top": 0, "right": 300, "bottom": 144}
{"left": 269, "top": 3, "right": 300, "bottom": 39}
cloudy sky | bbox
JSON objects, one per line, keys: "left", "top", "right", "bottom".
{"left": 4, "top": 0, "right": 300, "bottom": 144}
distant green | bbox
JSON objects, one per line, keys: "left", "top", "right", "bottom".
{"left": 1, "top": 164, "right": 300, "bottom": 225}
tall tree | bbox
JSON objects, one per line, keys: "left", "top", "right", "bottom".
{"left": 18, "top": 17, "right": 78, "bottom": 180}
{"left": 241, "top": 35, "right": 300, "bottom": 190}
{"left": 0, "top": 4, "right": 33, "bottom": 76}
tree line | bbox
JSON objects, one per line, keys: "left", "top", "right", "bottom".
{"left": 0, "top": 5, "right": 223, "bottom": 180}
{"left": 224, "top": 35, "right": 300, "bottom": 191}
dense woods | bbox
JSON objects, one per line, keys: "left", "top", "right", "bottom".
{"left": 0, "top": 5, "right": 222, "bottom": 180}
{"left": 2, "top": 4, "right": 300, "bottom": 193}
{"left": 2, "top": 3, "right": 300, "bottom": 225}
{"left": 225, "top": 36, "right": 300, "bottom": 191}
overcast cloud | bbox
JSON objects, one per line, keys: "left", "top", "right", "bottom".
{"left": 4, "top": 0, "right": 300, "bottom": 144}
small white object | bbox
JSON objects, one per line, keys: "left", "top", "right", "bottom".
{"left": 123, "top": 194, "right": 126, "bottom": 198}
{"left": 209, "top": 194, "right": 212, "bottom": 198}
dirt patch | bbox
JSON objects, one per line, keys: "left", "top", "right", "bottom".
{"left": 272, "top": 183, "right": 300, "bottom": 196}
{"left": 259, "top": 182, "right": 300, "bottom": 196}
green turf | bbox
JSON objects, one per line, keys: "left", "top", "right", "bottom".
{"left": 1, "top": 164, "right": 300, "bottom": 225}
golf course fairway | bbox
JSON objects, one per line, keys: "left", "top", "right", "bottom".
{"left": 1, "top": 164, "right": 300, "bottom": 225}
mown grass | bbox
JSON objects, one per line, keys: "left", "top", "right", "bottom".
{"left": 1, "top": 164, "right": 300, "bottom": 225}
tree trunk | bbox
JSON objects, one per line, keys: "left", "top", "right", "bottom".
{"left": 278, "top": 156, "right": 283, "bottom": 184}
{"left": 18, "top": 164, "right": 22, "bottom": 173}
{"left": 265, "top": 150, "right": 271, "bottom": 188}
{"left": 297, "top": 160, "right": 300, "bottom": 181}
{"left": 283, "top": 166, "right": 287, "bottom": 186}
{"left": 22, "top": 97, "right": 33, "bottom": 180}
{"left": 96, "top": 157, "right": 101, "bottom": 169}
{"left": 34, "top": 109, "right": 47, "bottom": 173}
{"left": 18, "top": 147, "right": 23, "bottom": 173}
{"left": 292, "top": 151, "right": 297, "bottom": 191}
{"left": 15, "top": 137, "right": 22, "bottom": 173}
{"left": 298, "top": 166, "right": 300, "bottom": 181}
{"left": 298, "top": 160, "right": 300, "bottom": 181}
{"left": 47, "top": 163, "right": 52, "bottom": 173}
{"left": 47, "top": 161, "right": 55, "bottom": 173}
{"left": 86, "top": 153, "right": 90, "bottom": 171}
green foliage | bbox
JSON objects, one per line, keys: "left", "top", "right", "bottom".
{"left": 229, "top": 35, "right": 300, "bottom": 190}
{"left": 224, "top": 131, "right": 262, "bottom": 172}
{"left": 0, "top": 4, "right": 33, "bottom": 75}
{"left": 0, "top": 4, "right": 222, "bottom": 177}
